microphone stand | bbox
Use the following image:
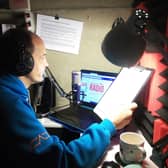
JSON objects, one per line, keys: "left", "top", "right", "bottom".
{"left": 45, "top": 67, "right": 72, "bottom": 101}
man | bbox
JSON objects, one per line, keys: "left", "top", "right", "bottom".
{"left": 0, "top": 28, "right": 137, "bottom": 168}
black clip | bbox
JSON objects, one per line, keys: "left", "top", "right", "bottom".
{"left": 55, "top": 15, "right": 59, "bottom": 20}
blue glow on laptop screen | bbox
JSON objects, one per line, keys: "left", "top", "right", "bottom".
{"left": 80, "top": 70, "right": 117, "bottom": 106}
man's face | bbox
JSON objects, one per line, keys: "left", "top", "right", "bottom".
{"left": 27, "top": 36, "right": 48, "bottom": 84}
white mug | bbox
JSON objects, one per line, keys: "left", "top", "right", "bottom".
{"left": 119, "top": 132, "right": 146, "bottom": 164}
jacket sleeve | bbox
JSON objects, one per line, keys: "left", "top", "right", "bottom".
{"left": 6, "top": 98, "right": 116, "bottom": 168}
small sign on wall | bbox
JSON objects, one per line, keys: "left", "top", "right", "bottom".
{"left": 36, "top": 14, "right": 84, "bottom": 55}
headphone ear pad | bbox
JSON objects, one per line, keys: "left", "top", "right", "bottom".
{"left": 15, "top": 51, "right": 34, "bottom": 76}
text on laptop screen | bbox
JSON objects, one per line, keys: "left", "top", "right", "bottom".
{"left": 80, "top": 70, "right": 117, "bottom": 106}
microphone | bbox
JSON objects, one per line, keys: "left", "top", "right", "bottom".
{"left": 72, "top": 71, "right": 81, "bottom": 104}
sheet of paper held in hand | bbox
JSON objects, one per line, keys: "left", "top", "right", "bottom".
{"left": 93, "top": 66, "right": 153, "bottom": 120}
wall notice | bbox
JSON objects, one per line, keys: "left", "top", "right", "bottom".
{"left": 36, "top": 14, "right": 83, "bottom": 55}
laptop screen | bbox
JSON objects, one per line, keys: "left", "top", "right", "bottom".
{"left": 79, "top": 69, "right": 118, "bottom": 108}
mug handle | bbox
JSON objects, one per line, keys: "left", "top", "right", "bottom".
{"left": 137, "top": 146, "right": 146, "bottom": 162}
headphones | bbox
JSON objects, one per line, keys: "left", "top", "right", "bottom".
{"left": 15, "top": 42, "right": 34, "bottom": 76}
{"left": 1, "top": 28, "right": 35, "bottom": 76}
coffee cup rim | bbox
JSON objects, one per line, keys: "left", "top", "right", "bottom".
{"left": 120, "top": 131, "right": 144, "bottom": 145}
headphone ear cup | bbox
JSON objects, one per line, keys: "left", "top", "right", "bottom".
{"left": 15, "top": 51, "right": 34, "bottom": 76}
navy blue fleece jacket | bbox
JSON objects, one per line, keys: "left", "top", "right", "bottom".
{"left": 0, "top": 74, "right": 116, "bottom": 168}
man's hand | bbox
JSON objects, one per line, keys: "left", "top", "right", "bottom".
{"left": 111, "top": 102, "right": 138, "bottom": 130}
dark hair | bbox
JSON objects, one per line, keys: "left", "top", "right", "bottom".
{"left": 0, "top": 28, "right": 34, "bottom": 76}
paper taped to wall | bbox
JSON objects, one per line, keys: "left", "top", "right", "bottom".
{"left": 36, "top": 14, "right": 83, "bottom": 54}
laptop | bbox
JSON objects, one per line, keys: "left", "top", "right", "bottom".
{"left": 48, "top": 69, "right": 118, "bottom": 133}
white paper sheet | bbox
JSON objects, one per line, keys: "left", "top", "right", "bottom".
{"left": 94, "top": 66, "right": 153, "bottom": 120}
{"left": 36, "top": 14, "right": 83, "bottom": 54}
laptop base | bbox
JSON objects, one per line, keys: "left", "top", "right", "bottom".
{"left": 48, "top": 104, "right": 102, "bottom": 133}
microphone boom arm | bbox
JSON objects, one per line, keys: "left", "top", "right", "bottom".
{"left": 45, "top": 67, "right": 71, "bottom": 100}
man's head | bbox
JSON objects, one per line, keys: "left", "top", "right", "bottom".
{"left": 0, "top": 28, "right": 48, "bottom": 87}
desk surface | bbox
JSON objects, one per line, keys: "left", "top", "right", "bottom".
{"left": 98, "top": 120, "right": 158, "bottom": 168}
